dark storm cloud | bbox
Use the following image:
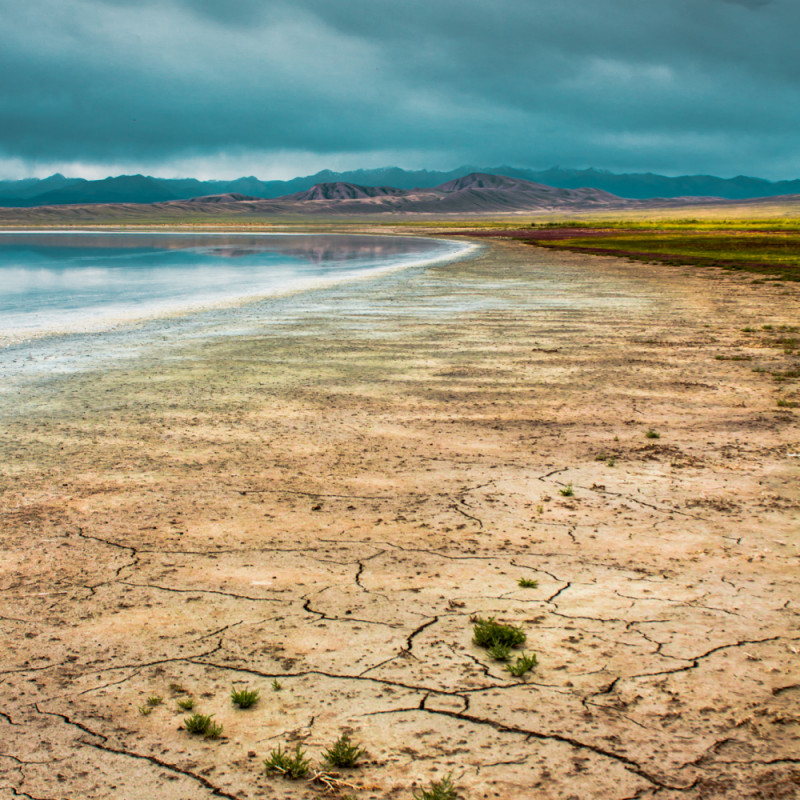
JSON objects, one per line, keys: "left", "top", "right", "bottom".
{"left": 0, "top": 0, "right": 797, "bottom": 177}
{"left": 720, "top": 0, "right": 774, "bottom": 7}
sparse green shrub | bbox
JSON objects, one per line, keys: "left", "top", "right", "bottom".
{"left": 518, "top": 577, "right": 538, "bottom": 588}
{"left": 322, "top": 733, "right": 366, "bottom": 768}
{"left": 772, "top": 369, "right": 800, "bottom": 381}
{"left": 176, "top": 697, "right": 196, "bottom": 711}
{"left": 271, "top": 678, "right": 283, "bottom": 692}
{"left": 139, "top": 695, "right": 163, "bottom": 714}
{"left": 413, "top": 773, "right": 458, "bottom": 800}
{"left": 559, "top": 484, "right": 574, "bottom": 497}
{"left": 264, "top": 743, "right": 310, "bottom": 779}
{"left": 472, "top": 616, "right": 525, "bottom": 649}
{"left": 506, "top": 652, "right": 538, "bottom": 677}
{"left": 231, "top": 686, "right": 260, "bottom": 708}
{"left": 205, "top": 719, "right": 224, "bottom": 739}
{"left": 645, "top": 429, "right": 660, "bottom": 439}
{"left": 184, "top": 712, "right": 217, "bottom": 736}
{"left": 488, "top": 643, "right": 511, "bottom": 661}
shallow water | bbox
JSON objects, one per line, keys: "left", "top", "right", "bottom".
{"left": 0, "top": 232, "right": 467, "bottom": 341}
{"left": 0, "top": 231, "right": 474, "bottom": 392}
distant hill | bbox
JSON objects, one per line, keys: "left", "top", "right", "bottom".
{"left": 184, "top": 193, "right": 261, "bottom": 204}
{"left": 0, "top": 174, "right": 179, "bottom": 206}
{"left": 435, "top": 173, "right": 534, "bottom": 192}
{"left": 285, "top": 182, "right": 408, "bottom": 201}
{"left": 4, "top": 171, "right": 763, "bottom": 223}
{"left": 399, "top": 173, "right": 623, "bottom": 213}
{"left": 1, "top": 166, "right": 799, "bottom": 207}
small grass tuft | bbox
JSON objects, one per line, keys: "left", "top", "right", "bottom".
{"left": 176, "top": 697, "right": 196, "bottom": 711}
{"left": 777, "top": 398, "right": 799, "bottom": 408}
{"left": 205, "top": 720, "right": 224, "bottom": 739}
{"left": 138, "top": 704, "right": 153, "bottom": 716}
{"left": 472, "top": 616, "right": 526, "bottom": 650}
{"left": 413, "top": 773, "right": 458, "bottom": 800}
{"left": 506, "top": 651, "right": 538, "bottom": 677}
{"left": 487, "top": 642, "right": 511, "bottom": 661}
{"left": 322, "top": 733, "right": 366, "bottom": 768}
{"left": 271, "top": 678, "right": 283, "bottom": 692}
{"left": 559, "top": 483, "right": 574, "bottom": 497}
{"left": 183, "top": 712, "right": 215, "bottom": 735}
{"left": 518, "top": 577, "right": 538, "bottom": 589}
{"left": 146, "top": 695, "right": 163, "bottom": 707}
{"left": 231, "top": 686, "right": 260, "bottom": 708}
{"left": 264, "top": 744, "right": 310, "bottom": 779}
{"left": 645, "top": 429, "right": 660, "bottom": 439}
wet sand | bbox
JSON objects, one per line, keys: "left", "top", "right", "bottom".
{"left": 1, "top": 238, "right": 798, "bottom": 799}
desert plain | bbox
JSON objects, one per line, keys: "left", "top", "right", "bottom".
{"left": 1, "top": 231, "right": 798, "bottom": 800}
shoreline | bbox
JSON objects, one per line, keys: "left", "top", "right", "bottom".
{"left": 0, "top": 231, "right": 478, "bottom": 384}
{"left": 1, "top": 236, "right": 798, "bottom": 799}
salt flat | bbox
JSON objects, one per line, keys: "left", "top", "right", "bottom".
{"left": 1, "top": 236, "right": 798, "bottom": 800}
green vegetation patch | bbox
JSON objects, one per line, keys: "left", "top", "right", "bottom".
{"left": 472, "top": 616, "right": 526, "bottom": 649}
{"left": 231, "top": 686, "right": 260, "bottom": 708}
{"left": 322, "top": 733, "right": 366, "bottom": 768}
{"left": 183, "top": 712, "right": 223, "bottom": 738}
{"left": 528, "top": 228, "right": 800, "bottom": 280}
{"left": 506, "top": 652, "right": 538, "bottom": 677}
{"left": 413, "top": 773, "right": 459, "bottom": 800}
{"left": 264, "top": 744, "right": 311, "bottom": 779}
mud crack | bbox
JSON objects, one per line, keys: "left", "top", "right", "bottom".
{"left": 32, "top": 704, "right": 243, "bottom": 799}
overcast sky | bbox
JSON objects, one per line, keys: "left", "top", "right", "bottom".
{"left": 1, "top": 0, "right": 798, "bottom": 180}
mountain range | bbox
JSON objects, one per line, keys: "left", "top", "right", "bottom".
{"left": 0, "top": 173, "right": 673, "bottom": 220}
{"left": 0, "top": 172, "right": 797, "bottom": 222}
{"left": 1, "top": 166, "right": 799, "bottom": 207}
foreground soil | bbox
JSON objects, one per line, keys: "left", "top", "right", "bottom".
{"left": 1, "top": 238, "right": 798, "bottom": 800}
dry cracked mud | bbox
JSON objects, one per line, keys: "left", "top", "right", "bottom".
{"left": 1, "top": 237, "right": 798, "bottom": 800}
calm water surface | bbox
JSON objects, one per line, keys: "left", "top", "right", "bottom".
{"left": 0, "top": 232, "right": 466, "bottom": 340}
{"left": 0, "top": 231, "right": 474, "bottom": 392}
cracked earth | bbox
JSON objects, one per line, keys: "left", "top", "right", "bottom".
{"left": 1, "top": 237, "right": 798, "bottom": 799}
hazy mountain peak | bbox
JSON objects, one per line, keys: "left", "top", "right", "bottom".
{"left": 435, "top": 172, "right": 545, "bottom": 192}
{"left": 286, "top": 182, "right": 408, "bottom": 201}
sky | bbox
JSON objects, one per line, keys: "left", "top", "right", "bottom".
{"left": 0, "top": 0, "right": 798, "bottom": 181}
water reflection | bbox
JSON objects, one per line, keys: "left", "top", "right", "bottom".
{"left": 0, "top": 232, "right": 463, "bottom": 338}
{"left": 0, "top": 232, "right": 437, "bottom": 265}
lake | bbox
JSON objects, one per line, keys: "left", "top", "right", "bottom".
{"left": 0, "top": 231, "right": 474, "bottom": 392}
